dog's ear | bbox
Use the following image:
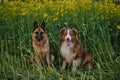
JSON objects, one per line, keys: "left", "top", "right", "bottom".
{"left": 60, "top": 27, "right": 66, "bottom": 35}
{"left": 33, "top": 21, "right": 38, "bottom": 31}
{"left": 41, "top": 21, "right": 45, "bottom": 31}
{"left": 72, "top": 28, "right": 78, "bottom": 36}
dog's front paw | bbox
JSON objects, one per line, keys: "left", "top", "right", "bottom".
{"left": 61, "top": 67, "right": 65, "bottom": 70}
{"left": 72, "top": 67, "right": 77, "bottom": 72}
{"left": 47, "top": 66, "right": 52, "bottom": 71}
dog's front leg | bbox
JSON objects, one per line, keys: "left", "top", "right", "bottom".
{"left": 35, "top": 55, "right": 41, "bottom": 71}
{"left": 72, "top": 59, "right": 80, "bottom": 72}
{"left": 46, "top": 53, "right": 51, "bottom": 68}
{"left": 61, "top": 59, "right": 67, "bottom": 70}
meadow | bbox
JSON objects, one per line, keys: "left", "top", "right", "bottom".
{"left": 0, "top": 0, "right": 120, "bottom": 79}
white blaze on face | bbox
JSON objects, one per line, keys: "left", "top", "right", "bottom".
{"left": 65, "top": 29, "right": 72, "bottom": 46}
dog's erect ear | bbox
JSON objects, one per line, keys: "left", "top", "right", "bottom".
{"left": 60, "top": 27, "right": 66, "bottom": 35}
{"left": 72, "top": 28, "right": 78, "bottom": 36}
{"left": 41, "top": 21, "right": 45, "bottom": 31}
{"left": 33, "top": 21, "right": 38, "bottom": 31}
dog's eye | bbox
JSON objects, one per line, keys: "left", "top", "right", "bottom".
{"left": 35, "top": 32, "right": 38, "bottom": 35}
{"left": 40, "top": 32, "right": 43, "bottom": 34}
{"left": 70, "top": 33, "right": 74, "bottom": 36}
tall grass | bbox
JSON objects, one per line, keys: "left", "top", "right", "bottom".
{"left": 0, "top": 0, "right": 120, "bottom": 79}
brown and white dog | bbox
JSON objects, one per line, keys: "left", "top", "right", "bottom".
{"left": 32, "top": 21, "right": 54, "bottom": 70}
{"left": 60, "top": 27, "right": 92, "bottom": 71}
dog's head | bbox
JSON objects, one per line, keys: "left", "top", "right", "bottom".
{"left": 60, "top": 27, "right": 78, "bottom": 46}
{"left": 32, "top": 21, "right": 46, "bottom": 42}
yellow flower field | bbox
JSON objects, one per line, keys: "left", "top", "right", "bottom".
{"left": 0, "top": 0, "right": 120, "bottom": 79}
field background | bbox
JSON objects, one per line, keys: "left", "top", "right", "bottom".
{"left": 0, "top": 0, "right": 120, "bottom": 80}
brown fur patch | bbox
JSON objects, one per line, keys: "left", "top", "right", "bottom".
{"left": 60, "top": 28, "right": 92, "bottom": 71}
{"left": 32, "top": 21, "right": 51, "bottom": 70}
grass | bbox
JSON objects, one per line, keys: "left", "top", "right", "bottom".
{"left": 0, "top": 0, "right": 120, "bottom": 80}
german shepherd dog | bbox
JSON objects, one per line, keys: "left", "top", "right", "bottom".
{"left": 32, "top": 21, "right": 52, "bottom": 70}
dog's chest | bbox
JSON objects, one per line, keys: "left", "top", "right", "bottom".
{"left": 33, "top": 41, "right": 49, "bottom": 53}
{"left": 60, "top": 42, "right": 75, "bottom": 62}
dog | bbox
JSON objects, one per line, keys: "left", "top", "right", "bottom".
{"left": 32, "top": 21, "right": 54, "bottom": 70}
{"left": 60, "top": 27, "right": 92, "bottom": 71}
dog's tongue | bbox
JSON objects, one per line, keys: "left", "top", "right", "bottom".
{"left": 67, "top": 41, "right": 70, "bottom": 46}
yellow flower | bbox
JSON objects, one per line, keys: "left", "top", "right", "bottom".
{"left": 45, "top": 19, "right": 48, "bottom": 22}
{"left": 13, "top": 7, "right": 17, "bottom": 11}
{"left": 43, "top": 13, "right": 48, "bottom": 18}
{"left": 73, "top": 13, "right": 76, "bottom": 17}
{"left": 53, "top": 17, "right": 58, "bottom": 21}
{"left": 117, "top": 25, "right": 120, "bottom": 29}
{"left": 22, "top": 12, "right": 26, "bottom": 16}
{"left": 59, "top": 77, "right": 63, "bottom": 80}
{"left": 82, "top": 23, "right": 88, "bottom": 27}
{"left": 65, "top": 11, "right": 67, "bottom": 14}
{"left": 4, "top": 0, "right": 8, "bottom": 3}
{"left": 109, "top": 29, "right": 112, "bottom": 31}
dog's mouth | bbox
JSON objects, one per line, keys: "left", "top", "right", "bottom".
{"left": 66, "top": 38, "right": 71, "bottom": 46}
{"left": 67, "top": 41, "right": 71, "bottom": 46}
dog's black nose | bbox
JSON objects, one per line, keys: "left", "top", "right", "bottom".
{"left": 38, "top": 38, "right": 41, "bottom": 41}
{"left": 67, "top": 38, "right": 70, "bottom": 41}
{"left": 37, "top": 35, "right": 43, "bottom": 41}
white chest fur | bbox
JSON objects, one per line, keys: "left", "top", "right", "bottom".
{"left": 60, "top": 42, "right": 75, "bottom": 63}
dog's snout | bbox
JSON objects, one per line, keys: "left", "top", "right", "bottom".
{"left": 67, "top": 38, "right": 70, "bottom": 41}
{"left": 38, "top": 36, "right": 42, "bottom": 41}
{"left": 65, "top": 29, "right": 71, "bottom": 42}
{"left": 38, "top": 38, "right": 41, "bottom": 41}
{"left": 36, "top": 35, "right": 43, "bottom": 41}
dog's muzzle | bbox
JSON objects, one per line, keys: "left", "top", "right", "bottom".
{"left": 36, "top": 35, "right": 43, "bottom": 41}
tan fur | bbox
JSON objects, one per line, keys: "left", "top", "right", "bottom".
{"left": 32, "top": 22, "right": 51, "bottom": 70}
{"left": 60, "top": 28, "right": 92, "bottom": 71}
